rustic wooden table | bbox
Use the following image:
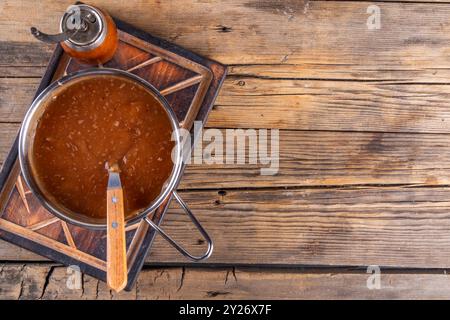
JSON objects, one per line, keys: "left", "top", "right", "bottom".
{"left": 2, "top": 0, "right": 450, "bottom": 299}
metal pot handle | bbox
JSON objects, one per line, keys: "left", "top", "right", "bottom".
{"left": 144, "top": 191, "right": 213, "bottom": 261}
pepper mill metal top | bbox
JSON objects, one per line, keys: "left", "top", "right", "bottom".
{"left": 31, "top": 4, "right": 118, "bottom": 64}
{"left": 60, "top": 4, "right": 106, "bottom": 52}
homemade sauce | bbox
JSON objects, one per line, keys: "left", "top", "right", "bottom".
{"left": 32, "top": 75, "right": 175, "bottom": 220}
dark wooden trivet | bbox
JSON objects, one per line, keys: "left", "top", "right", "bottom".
{"left": 0, "top": 18, "right": 227, "bottom": 290}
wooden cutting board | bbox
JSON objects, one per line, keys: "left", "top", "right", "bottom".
{"left": 0, "top": 17, "right": 227, "bottom": 290}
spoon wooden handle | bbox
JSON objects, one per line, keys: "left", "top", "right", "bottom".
{"left": 106, "top": 172, "right": 127, "bottom": 292}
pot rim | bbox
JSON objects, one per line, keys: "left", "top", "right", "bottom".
{"left": 18, "top": 68, "right": 183, "bottom": 230}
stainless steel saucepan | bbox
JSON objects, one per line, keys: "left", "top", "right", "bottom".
{"left": 18, "top": 68, "right": 213, "bottom": 264}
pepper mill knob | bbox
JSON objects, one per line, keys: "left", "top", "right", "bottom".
{"left": 31, "top": 4, "right": 118, "bottom": 65}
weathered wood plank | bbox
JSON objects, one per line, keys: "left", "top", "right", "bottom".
{"left": 0, "top": 42, "right": 53, "bottom": 68}
{"left": 0, "top": 124, "right": 18, "bottom": 163}
{"left": 227, "top": 64, "right": 450, "bottom": 82}
{"left": 2, "top": 124, "right": 450, "bottom": 189}
{"left": 7, "top": 77, "right": 450, "bottom": 133}
{"left": 0, "top": 240, "right": 45, "bottom": 261}
{"left": 4, "top": 187, "right": 450, "bottom": 268}
{"left": 137, "top": 268, "right": 450, "bottom": 300}
{"left": 2, "top": 263, "right": 450, "bottom": 299}
{"left": 0, "top": 66, "right": 45, "bottom": 78}
{"left": 181, "top": 129, "right": 450, "bottom": 188}
{"left": 4, "top": 1, "right": 450, "bottom": 81}
{"left": 145, "top": 187, "right": 450, "bottom": 268}
{"left": 211, "top": 77, "right": 450, "bottom": 133}
{"left": 0, "top": 79, "right": 38, "bottom": 122}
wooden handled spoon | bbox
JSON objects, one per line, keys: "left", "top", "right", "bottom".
{"left": 106, "top": 162, "right": 127, "bottom": 292}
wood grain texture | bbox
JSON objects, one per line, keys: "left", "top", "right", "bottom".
{"left": 4, "top": 187, "right": 450, "bottom": 268}
{"left": 181, "top": 130, "right": 450, "bottom": 188}
{"left": 0, "top": 79, "right": 39, "bottom": 123}
{"left": 8, "top": 76, "right": 450, "bottom": 133}
{"left": 2, "top": 263, "right": 450, "bottom": 300}
{"left": 4, "top": 124, "right": 450, "bottom": 189}
{"left": 106, "top": 186, "right": 127, "bottom": 292}
{"left": 0, "top": 124, "right": 19, "bottom": 162}
{"left": 145, "top": 187, "right": 450, "bottom": 268}
{"left": 3, "top": 0, "right": 450, "bottom": 299}
{"left": 5, "top": 1, "right": 450, "bottom": 81}
{"left": 210, "top": 77, "right": 450, "bottom": 133}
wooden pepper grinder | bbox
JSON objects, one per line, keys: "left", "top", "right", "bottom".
{"left": 31, "top": 4, "right": 118, "bottom": 65}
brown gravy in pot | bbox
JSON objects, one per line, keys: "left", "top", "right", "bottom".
{"left": 31, "top": 75, "right": 175, "bottom": 220}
